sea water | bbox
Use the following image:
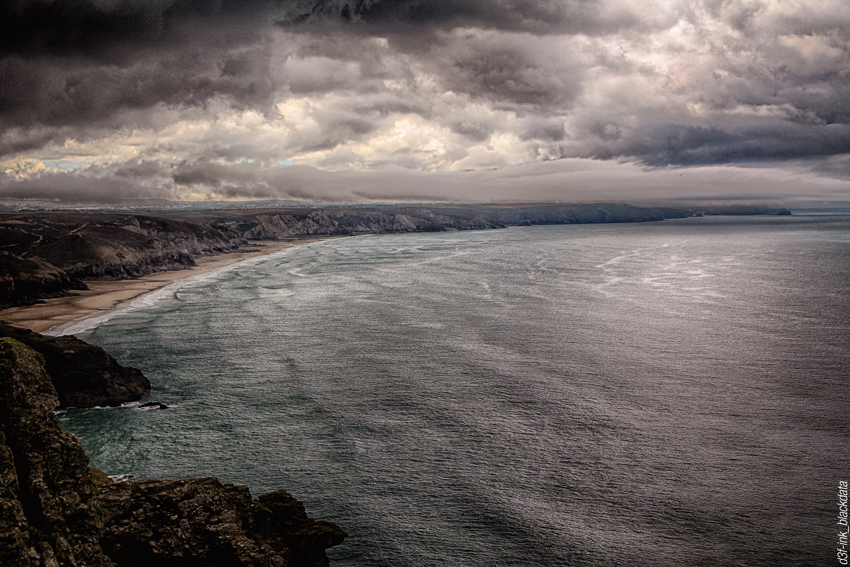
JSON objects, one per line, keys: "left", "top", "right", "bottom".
{"left": 61, "top": 214, "right": 850, "bottom": 566}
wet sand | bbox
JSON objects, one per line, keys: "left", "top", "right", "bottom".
{"left": 0, "top": 240, "right": 316, "bottom": 334}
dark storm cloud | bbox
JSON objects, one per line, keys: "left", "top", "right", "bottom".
{"left": 581, "top": 122, "right": 850, "bottom": 167}
{"left": 0, "top": 0, "right": 269, "bottom": 58}
{"left": 0, "top": 125, "right": 71, "bottom": 156}
{"left": 278, "top": 0, "right": 642, "bottom": 36}
{"left": 0, "top": 0, "right": 278, "bottom": 151}
{"left": 0, "top": 168, "right": 175, "bottom": 202}
{"left": 450, "top": 120, "right": 492, "bottom": 142}
{"left": 520, "top": 117, "right": 567, "bottom": 142}
{"left": 436, "top": 33, "right": 583, "bottom": 110}
{"left": 0, "top": 45, "right": 275, "bottom": 128}
{"left": 114, "top": 160, "right": 170, "bottom": 179}
{"left": 0, "top": 0, "right": 626, "bottom": 63}
{"left": 595, "top": 74, "right": 849, "bottom": 168}
{"left": 0, "top": 0, "right": 848, "bottom": 201}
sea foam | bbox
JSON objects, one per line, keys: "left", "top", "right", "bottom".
{"left": 45, "top": 246, "right": 299, "bottom": 337}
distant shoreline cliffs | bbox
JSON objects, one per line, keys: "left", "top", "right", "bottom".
{"left": 221, "top": 203, "right": 792, "bottom": 239}
{"left": 0, "top": 203, "right": 791, "bottom": 308}
{"left": 0, "top": 336, "right": 346, "bottom": 566}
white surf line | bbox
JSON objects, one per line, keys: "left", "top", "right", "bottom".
{"left": 44, "top": 244, "right": 308, "bottom": 338}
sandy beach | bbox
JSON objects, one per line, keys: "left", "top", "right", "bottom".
{"left": 0, "top": 240, "right": 315, "bottom": 335}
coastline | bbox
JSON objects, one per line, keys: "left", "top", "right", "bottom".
{"left": 0, "top": 204, "right": 793, "bottom": 335}
{"left": 0, "top": 239, "right": 320, "bottom": 335}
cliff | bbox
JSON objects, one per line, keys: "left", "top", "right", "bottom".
{"left": 200, "top": 203, "right": 790, "bottom": 239}
{"left": 0, "top": 337, "right": 346, "bottom": 566}
{"left": 0, "top": 322, "right": 150, "bottom": 408}
{"left": 0, "top": 213, "right": 245, "bottom": 308}
{"left": 210, "top": 203, "right": 696, "bottom": 239}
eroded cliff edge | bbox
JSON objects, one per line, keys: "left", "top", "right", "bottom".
{"left": 0, "top": 322, "right": 150, "bottom": 408}
{"left": 0, "top": 338, "right": 346, "bottom": 566}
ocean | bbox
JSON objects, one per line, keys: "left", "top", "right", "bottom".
{"left": 60, "top": 213, "right": 850, "bottom": 566}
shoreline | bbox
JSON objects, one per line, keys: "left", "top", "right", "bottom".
{"left": 0, "top": 239, "right": 322, "bottom": 335}
{"left": 0, "top": 206, "right": 795, "bottom": 335}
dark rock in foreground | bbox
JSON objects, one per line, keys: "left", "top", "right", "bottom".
{"left": 0, "top": 322, "right": 150, "bottom": 408}
{"left": 0, "top": 337, "right": 108, "bottom": 566}
{"left": 100, "top": 479, "right": 345, "bottom": 567}
{"left": 0, "top": 337, "right": 346, "bottom": 566}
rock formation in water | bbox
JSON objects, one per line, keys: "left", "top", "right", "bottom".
{"left": 0, "top": 337, "right": 346, "bottom": 566}
{"left": 0, "top": 322, "right": 150, "bottom": 408}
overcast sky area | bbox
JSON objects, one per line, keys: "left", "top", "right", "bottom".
{"left": 1, "top": 0, "right": 848, "bottom": 205}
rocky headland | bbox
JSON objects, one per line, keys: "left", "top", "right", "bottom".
{"left": 0, "top": 322, "right": 150, "bottom": 408}
{"left": 0, "top": 336, "right": 346, "bottom": 566}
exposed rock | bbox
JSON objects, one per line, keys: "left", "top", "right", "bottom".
{"left": 0, "top": 214, "right": 246, "bottom": 308}
{"left": 0, "top": 338, "right": 346, "bottom": 566}
{"left": 99, "top": 479, "right": 345, "bottom": 567}
{"left": 0, "top": 322, "right": 150, "bottom": 408}
{"left": 238, "top": 207, "right": 510, "bottom": 239}
{"left": 0, "top": 337, "right": 114, "bottom": 566}
{"left": 0, "top": 251, "right": 89, "bottom": 307}
{"left": 226, "top": 203, "right": 790, "bottom": 240}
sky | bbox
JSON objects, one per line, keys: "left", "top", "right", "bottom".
{"left": 1, "top": 0, "right": 848, "bottom": 205}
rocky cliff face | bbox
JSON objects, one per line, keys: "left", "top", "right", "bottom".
{"left": 0, "top": 338, "right": 346, "bottom": 566}
{"left": 238, "top": 207, "right": 506, "bottom": 239}
{"left": 0, "top": 252, "right": 89, "bottom": 307}
{"left": 0, "top": 337, "right": 125, "bottom": 566}
{"left": 0, "top": 323, "right": 150, "bottom": 408}
{"left": 226, "top": 203, "right": 789, "bottom": 240}
{"left": 0, "top": 214, "right": 245, "bottom": 308}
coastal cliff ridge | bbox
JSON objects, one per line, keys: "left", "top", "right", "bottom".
{"left": 0, "top": 337, "right": 346, "bottom": 566}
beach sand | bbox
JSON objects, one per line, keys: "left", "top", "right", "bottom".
{"left": 0, "top": 240, "right": 314, "bottom": 334}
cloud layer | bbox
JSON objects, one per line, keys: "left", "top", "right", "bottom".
{"left": 1, "top": 0, "right": 848, "bottom": 202}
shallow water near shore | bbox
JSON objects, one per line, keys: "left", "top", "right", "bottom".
{"left": 63, "top": 214, "right": 849, "bottom": 566}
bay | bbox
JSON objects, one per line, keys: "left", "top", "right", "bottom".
{"left": 62, "top": 214, "right": 850, "bottom": 566}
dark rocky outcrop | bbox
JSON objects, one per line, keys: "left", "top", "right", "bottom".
{"left": 0, "top": 322, "right": 150, "bottom": 408}
{"left": 0, "top": 337, "right": 120, "bottom": 566}
{"left": 0, "top": 251, "right": 89, "bottom": 307}
{"left": 99, "top": 479, "right": 345, "bottom": 567}
{"left": 0, "top": 338, "right": 346, "bottom": 566}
